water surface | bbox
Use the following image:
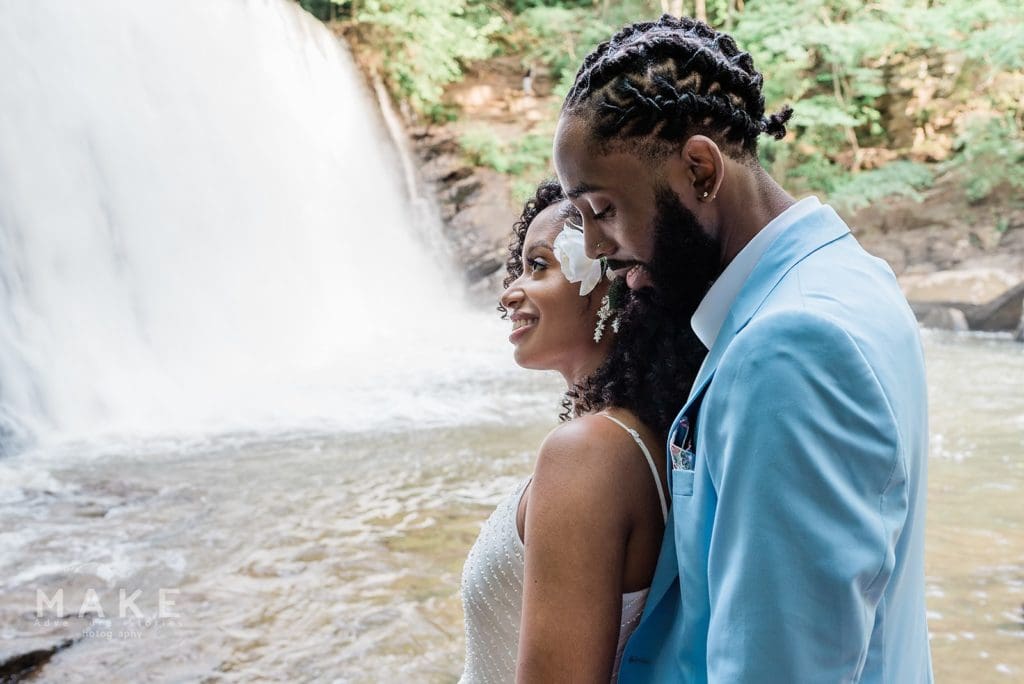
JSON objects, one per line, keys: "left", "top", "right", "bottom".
{"left": 1, "top": 331, "right": 1021, "bottom": 681}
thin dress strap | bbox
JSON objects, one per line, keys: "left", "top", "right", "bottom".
{"left": 601, "top": 414, "right": 668, "bottom": 522}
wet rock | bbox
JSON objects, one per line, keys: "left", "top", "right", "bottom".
{"left": 909, "top": 281, "right": 1024, "bottom": 333}
{"left": 1013, "top": 298, "right": 1024, "bottom": 342}
{"left": 465, "top": 256, "right": 503, "bottom": 283}
{"left": 900, "top": 268, "right": 1021, "bottom": 305}
{"left": 0, "top": 613, "right": 91, "bottom": 681}
{"left": 967, "top": 282, "right": 1024, "bottom": 332}
{"left": 912, "top": 304, "right": 970, "bottom": 332}
{"left": 447, "top": 179, "right": 482, "bottom": 210}
{"left": 440, "top": 167, "right": 473, "bottom": 184}
{"left": 408, "top": 121, "right": 518, "bottom": 289}
{"left": 0, "top": 638, "right": 74, "bottom": 681}
{"left": 850, "top": 172, "right": 1024, "bottom": 282}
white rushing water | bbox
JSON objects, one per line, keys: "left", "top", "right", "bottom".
{"left": 0, "top": 0, "right": 511, "bottom": 453}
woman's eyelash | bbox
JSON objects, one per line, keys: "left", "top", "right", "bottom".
{"left": 594, "top": 206, "right": 614, "bottom": 220}
{"left": 527, "top": 257, "right": 547, "bottom": 270}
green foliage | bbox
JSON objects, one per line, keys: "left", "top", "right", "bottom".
{"left": 313, "top": 0, "right": 502, "bottom": 117}
{"left": 298, "top": 0, "right": 326, "bottom": 20}
{"left": 731, "top": 0, "right": 1023, "bottom": 198}
{"left": 786, "top": 152, "right": 850, "bottom": 195}
{"left": 298, "top": 0, "right": 1024, "bottom": 208}
{"left": 459, "top": 128, "right": 552, "bottom": 177}
{"left": 512, "top": 1, "right": 662, "bottom": 95}
{"left": 499, "top": 0, "right": 594, "bottom": 12}
{"left": 951, "top": 115, "right": 1024, "bottom": 204}
{"left": 829, "top": 162, "right": 936, "bottom": 213}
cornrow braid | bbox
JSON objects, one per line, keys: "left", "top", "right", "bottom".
{"left": 564, "top": 15, "right": 793, "bottom": 154}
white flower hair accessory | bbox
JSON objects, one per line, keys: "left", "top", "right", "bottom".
{"left": 552, "top": 220, "right": 605, "bottom": 296}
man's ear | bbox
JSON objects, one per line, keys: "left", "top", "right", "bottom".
{"left": 666, "top": 135, "right": 725, "bottom": 205}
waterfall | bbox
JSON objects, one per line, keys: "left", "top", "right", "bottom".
{"left": 0, "top": 0, "right": 501, "bottom": 453}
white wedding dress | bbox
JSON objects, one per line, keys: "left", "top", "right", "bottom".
{"left": 459, "top": 415, "right": 668, "bottom": 683}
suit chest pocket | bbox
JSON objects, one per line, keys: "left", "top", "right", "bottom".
{"left": 668, "top": 402, "right": 700, "bottom": 498}
{"left": 671, "top": 468, "right": 694, "bottom": 497}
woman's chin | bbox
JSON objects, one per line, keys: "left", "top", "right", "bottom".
{"left": 512, "top": 347, "right": 545, "bottom": 371}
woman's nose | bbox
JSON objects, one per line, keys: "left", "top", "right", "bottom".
{"left": 500, "top": 278, "right": 523, "bottom": 313}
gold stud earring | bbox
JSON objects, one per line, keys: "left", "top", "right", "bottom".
{"left": 701, "top": 190, "right": 710, "bottom": 199}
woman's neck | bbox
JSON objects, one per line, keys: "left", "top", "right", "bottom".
{"left": 560, "top": 351, "right": 606, "bottom": 390}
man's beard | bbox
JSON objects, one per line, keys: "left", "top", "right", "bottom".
{"left": 641, "top": 185, "right": 723, "bottom": 315}
{"left": 604, "top": 186, "right": 720, "bottom": 403}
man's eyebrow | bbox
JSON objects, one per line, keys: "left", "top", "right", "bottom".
{"left": 567, "top": 182, "right": 603, "bottom": 199}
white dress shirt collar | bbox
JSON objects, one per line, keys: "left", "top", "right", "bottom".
{"left": 691, "top": 196, "right": 821, "bottom": 350}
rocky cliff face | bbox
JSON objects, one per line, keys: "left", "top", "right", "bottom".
{"left": 403, "top": 56, "right": 554, "bottom": 305}
{"left": 850, "top": 174, "right": 1024, "bottom": 333}
{"left": 392, "top": 57, "right": 1024, "bottom": 334}
{"left": 409, "top": 126, "right": 518, "bottom": 304}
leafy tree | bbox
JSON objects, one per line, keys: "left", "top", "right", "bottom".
{"left": 354, "top": 0, "right": 503, "bottom": 117}
{"left": 297, "top": 0, "right": 1024, "bottom": 208}
{"left": 733, "top": 0, "right": 1023, "bottom": 195}
{"left": 951, "top": 115, "right": 1024, "bottom": 204}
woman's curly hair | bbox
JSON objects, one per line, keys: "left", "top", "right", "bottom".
{"left": 501, "top": 179, "right": 706, "bottom": 437}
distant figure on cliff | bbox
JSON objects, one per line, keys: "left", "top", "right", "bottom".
{"left": 549, "top": 15, "right": 933, "bottom": 683}
{"left": 460, "top": 179, "right": 705, "bottom": 682}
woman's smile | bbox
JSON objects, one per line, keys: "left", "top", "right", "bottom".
{"left": 509, "top": 314, "right": 538, "bottom": 342}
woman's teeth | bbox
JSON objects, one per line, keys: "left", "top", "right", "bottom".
{"left": 513, "top": 318, "right": 537, "bottom": 330}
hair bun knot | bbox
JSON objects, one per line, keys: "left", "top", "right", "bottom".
{"left": 763, "top": 105, "right": 793, "bottom": 139}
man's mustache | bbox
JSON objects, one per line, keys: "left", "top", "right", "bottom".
{"left": 605, "top": 258, "right": 641, "bottom": 272}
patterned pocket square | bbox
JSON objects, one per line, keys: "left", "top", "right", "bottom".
{"left": 670, "top": 416, "right": 694, "bottom": 471}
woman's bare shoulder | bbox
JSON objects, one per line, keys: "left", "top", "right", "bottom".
{"left": 531, "top": 414, "right": 648, "bottom": 502}
{"left": 538, "top": 413, "right": 635, "bottom": 460}
{"left": 523, "top": 415, "right": 636, "bottom": 543}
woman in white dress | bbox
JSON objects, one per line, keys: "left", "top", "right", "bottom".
{"left": 460, "top": 180, "right": 705, "bottom": 682}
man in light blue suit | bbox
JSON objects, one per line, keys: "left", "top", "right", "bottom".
{"left": 553, "top": 15, "right": 932, "bottom": 682}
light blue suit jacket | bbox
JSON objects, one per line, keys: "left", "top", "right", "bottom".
{"left": 619, "top": 205, "right": 933, "bottom": 682}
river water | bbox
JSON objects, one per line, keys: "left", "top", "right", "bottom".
{"left": 0, "top": 330, "right": 1020, "bottom": 682}
{"left": 0, "top": 0, "right": 1021, "bottom": 681}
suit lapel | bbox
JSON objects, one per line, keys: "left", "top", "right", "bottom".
{"left": 687, "top": 205, "right": 850, "bottom": 410}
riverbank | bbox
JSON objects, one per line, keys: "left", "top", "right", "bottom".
{"left": 362, "top": 47, "right": 1024, "bottom": 336}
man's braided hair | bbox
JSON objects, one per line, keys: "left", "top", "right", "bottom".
{"left": 563, "top": 15, "right": 793, "bottom": 156}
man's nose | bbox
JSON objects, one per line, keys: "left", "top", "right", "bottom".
{"left": 583, "top": 219, "right": 613, "bottom": 260}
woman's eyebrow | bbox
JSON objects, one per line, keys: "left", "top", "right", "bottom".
{"left": 525, "top": 240, "right": 554, "bottom": 253}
